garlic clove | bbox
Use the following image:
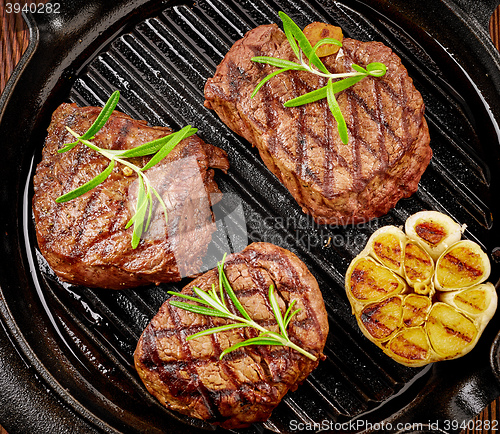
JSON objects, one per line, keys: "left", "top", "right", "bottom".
{"left": 405, "top": 210, "right": 464, "bottom": 260}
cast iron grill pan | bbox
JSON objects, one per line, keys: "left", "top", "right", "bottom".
{"left": 12, "top": 0, "right": 500, "bottom": 432}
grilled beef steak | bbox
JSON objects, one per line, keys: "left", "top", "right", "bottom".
{"left": 33, "top": 103, "right": 229, "bottom": 289}
{"left": 204, "top": 24, "right": 432, "bottom": 225}
{"left": 134, "top": 242, "right": 328, "bottom": 429}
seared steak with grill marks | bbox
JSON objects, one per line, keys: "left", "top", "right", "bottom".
{"left": 33, "top": 103, "right": 229, "bottom": 289}
{"left": 134, "top": 242, "right": 328, "bottom": 429}
{"left": 204, "top": 24, "right": 432, "bottom": 225}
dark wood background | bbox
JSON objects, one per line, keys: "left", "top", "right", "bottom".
{"left": 1, "top": 0, "right": 500, "bottom": 433}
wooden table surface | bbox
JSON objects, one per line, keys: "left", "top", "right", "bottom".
{"left": 1, "top": 1, "right": 500, "bottom": 434}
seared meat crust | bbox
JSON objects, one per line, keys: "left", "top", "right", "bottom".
{"left": 134, "top": 242, "right": 328, "bottom": 429}
{"left": 204, "top": 24, "right": 432, "bottom": 224}
{"left": 33, "top": 103, "right": 229, "bottom": 289}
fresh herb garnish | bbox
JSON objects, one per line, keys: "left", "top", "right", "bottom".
{"left": 168, "top": 254, "right": 317, "bottom": 361}
{"left": 55, "top": 90, "right": 197, "bottom": 248}
{"left": 251, "top": 11, "right": 387, "bottom": 144}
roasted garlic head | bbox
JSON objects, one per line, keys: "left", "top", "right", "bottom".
{"left": 345, "top": 211, "right": 497, "bottom": 367}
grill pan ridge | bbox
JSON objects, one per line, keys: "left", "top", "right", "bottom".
{"left": 1, "top": 0, "right": 500, "bottom": 433}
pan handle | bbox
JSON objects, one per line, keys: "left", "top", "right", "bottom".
{"left": 453, "top": 0, "right": 500, "bottom": 32}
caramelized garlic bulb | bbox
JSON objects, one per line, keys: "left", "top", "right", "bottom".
{"left": 345, "top": 211, "right": 496, "bottom": 367}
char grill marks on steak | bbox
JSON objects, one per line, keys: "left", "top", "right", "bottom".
{"left": 134, "top": 242, "right": 328, "bottom": 429}
{"left": 32, "top": 103, "right": 229, "bottom": 289}
{"left": 204, "top": 24, "right": 432, "bottom": 224}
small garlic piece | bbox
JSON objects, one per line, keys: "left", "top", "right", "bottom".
{"left": 122, "top": 166, "right": 134, "bottom": 176}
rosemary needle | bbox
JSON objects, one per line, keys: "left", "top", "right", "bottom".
{"left": 168, "top": 254, "right": 317, "bottom": 361}
{"left": 251, "top": 12, "right": 387, "bottom": 144}
{"left": 55, "top": 91, "right": 197, "bottom": 248}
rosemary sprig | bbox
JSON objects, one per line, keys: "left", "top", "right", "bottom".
{"left": 55, "top": 91, "right": 197, "bottom": 248}
{"left": 251, "top": 11, "right": 387, "bottom": 144}
{"left": 168, "top": 254, "right": 316, "bottom": 361}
